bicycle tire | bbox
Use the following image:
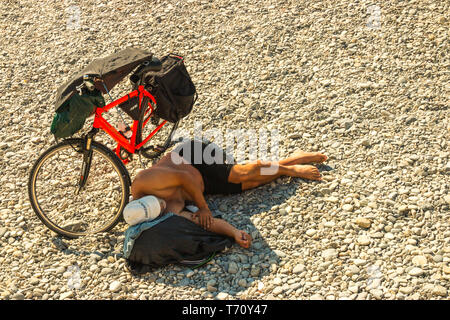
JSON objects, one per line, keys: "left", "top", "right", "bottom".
{"left": 136, "top": 96, "right": 180, "bottom": 159}
{"left": 28, "top": 138, "right": 130, "bottom": 238}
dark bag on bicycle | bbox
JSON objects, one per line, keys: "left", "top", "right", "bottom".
{"left": 142, "top": 54, "right": 197, "bottom": 123}
{"left": 50, "top": 88, "right": 105, "bottom": 138}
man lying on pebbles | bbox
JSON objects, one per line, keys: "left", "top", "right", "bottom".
{"left": 130, "top": 139, "right": 328, "bottom": 248}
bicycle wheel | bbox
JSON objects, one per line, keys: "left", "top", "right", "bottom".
{"left": 136, "top": 96, "right": 180, "bottom": 159}
{"left": 28, "top": 138, "right": 130, "bottom": 238}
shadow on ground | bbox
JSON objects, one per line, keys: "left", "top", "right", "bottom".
{"left": 50, "top": 163, "right": 333, "bottom": 297}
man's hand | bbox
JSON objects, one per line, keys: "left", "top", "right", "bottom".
{"left": 193, "top": 207, "right": 213, "bottom": 230}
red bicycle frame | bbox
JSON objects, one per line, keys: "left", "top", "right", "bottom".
{"left": 92, "top": 85, "right": 167, "bottom": 164}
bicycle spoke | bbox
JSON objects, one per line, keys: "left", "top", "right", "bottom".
{"left": 30, "top": 140, "right": 129, "bottom": 237}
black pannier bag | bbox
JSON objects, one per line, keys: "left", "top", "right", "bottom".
{"left": 140, "top": 54, "right": 197, "bottom": 123}
{"left": 123, "top": 213, "right": 234, "bottom": 274}
{"left": 117, "top": 95, "right": 140, "bottom": 120}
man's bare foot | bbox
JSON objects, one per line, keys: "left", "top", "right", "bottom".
{"left": 292, "top": 150, "right": 328, "bottom": 164}
{"left": 280, "top": 150, "right": 328, "bottom": 166}
{"left": 290, "top": 164, "right": 322, "bottom": 181}
{"left": 234, "top": 230, "right": 252, "bottom": 248}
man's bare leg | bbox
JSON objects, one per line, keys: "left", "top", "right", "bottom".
{"left": 229, "top": 160, "right": 323, "bottom": 191}
{"left": 278, "top": 150, "right": 328, "bottom": 166}
{"left": 228, "top": 148, "right": 327, "bottom": 191}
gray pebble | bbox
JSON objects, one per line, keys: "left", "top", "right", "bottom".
{"left": 228, "top": 262, "right": 238, "bottom": 274}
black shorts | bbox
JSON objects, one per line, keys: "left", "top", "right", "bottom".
{"left": 173, "top": 139, "right": 242, "bottom": 195}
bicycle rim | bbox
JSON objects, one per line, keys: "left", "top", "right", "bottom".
{"left": 28, "top": 139, "right": 129, "bottom": 238}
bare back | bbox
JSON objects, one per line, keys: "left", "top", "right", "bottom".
{"left": 131, "top": 151, "right": 205, "bottom": 214}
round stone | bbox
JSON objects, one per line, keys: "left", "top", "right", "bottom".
{"left": 432, "top": 286, "right": 447, "bottom": 297}
{"left": 412, "top": 256, "right": 427, "bottom": 267}
{"left": 357, "top": 235, "right": 371, "bottom": 246}
{"left": 216, "top": 292, "right": 229, "bottom": 300}
{"left": 228, "top": 262, "right": 238, "bottom": 274}
{"left": 342, "top": 204, "right": 354, "bottom": 212}
{"left": 109, "top": 281, "right": 122, "bottom": 292}
{"left": 355, "top": 217, "right": 372, "bottom": 228}
{"left": 293, "top": 264, "right": 305, "bottom": 274}
{"left": 408, "top": 267, "right": 424, "bottom": 277}
{"left": 322, "top": 249, "right": 338, "bottom": 260}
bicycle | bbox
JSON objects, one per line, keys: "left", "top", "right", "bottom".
{"left": 28, "top": 51, "right": 186, "bottom": 239}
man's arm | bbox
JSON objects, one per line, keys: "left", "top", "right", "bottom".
{"left": 131, "top": 167, "right": 213, "bottom": 229}
{"left": 131, "top": 167, "right": 188, "bottom": 199}
{"left": 177, "top": 171, "right": 208, "bottom": 209}
{"left": 177, "top": 171, "right": 213, "bottom": 230}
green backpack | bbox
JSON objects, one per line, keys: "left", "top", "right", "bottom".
{"left": 50, "top": 89, "right": 105, "bottom": 139}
